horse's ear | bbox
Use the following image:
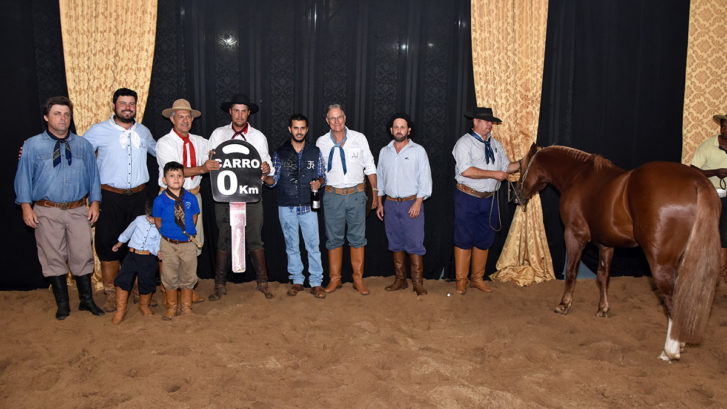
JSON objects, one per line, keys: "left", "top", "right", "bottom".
{"left": 528, "top": 143, "right": 539, "bottom": 156}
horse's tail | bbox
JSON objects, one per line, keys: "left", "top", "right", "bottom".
{"left": 672, "top": 184, "right": 721, "bottom": 343}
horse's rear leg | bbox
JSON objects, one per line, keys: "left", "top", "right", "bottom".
{"left": 556, "top": 232, "right": 586, "bottom": 314}
{"left": 595, "top": 246, "right": 614, "bottom": 317}
{"left": 651, "top": 264, "right": 680, "bottom": 361}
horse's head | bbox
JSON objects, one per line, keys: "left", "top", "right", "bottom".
{"left": 514, "top": 143, "right": 544, "bottom": 209}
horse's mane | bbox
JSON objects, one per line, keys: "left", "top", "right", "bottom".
{"left": 541, "top": 145, "right": 617, "bottom": 172}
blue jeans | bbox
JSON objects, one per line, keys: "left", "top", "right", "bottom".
{"left": 278, "top": 207, "right": 324, "bottom": 287}
{"left": 322, "top": 190, "right": 367, "bottom": 249}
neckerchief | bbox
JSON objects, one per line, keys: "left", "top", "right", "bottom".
{"left": 174, "top": 129, "right": 196, "bottom": 168}
{"left": 469, "top": 130, "right": 495, "bottom": 165}
{"left": 110, "top": 116, "right": 141, "bottom": 149}
{"left": 327, "top": 128, "right": 347, "bottom": 174}
{"left": 47, "top": 130, "right": 71, "bottom": 167}
{"left": 231, "top": 123, "right": 249, "bottom": 141}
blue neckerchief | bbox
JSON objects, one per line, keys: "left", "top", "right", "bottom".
{"left": 469, "top": 130, "right": 495, "bottom": 164}
{"left": 47, "top": 130, "right": 72, "bottom": 167}
{"left": 327, "top": 128, "right": 348, "bottom": 174}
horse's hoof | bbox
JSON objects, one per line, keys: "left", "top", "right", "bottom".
{"left": 554, "top": 305, "right": 569, "bottom": 315}
{"left": 658, "top": 350, "right": 680, "bottom": 362}
{"left": 595, "top": 310, "right": 609, "bottom": 318}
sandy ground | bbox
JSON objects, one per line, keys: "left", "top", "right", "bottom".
{"left": 1, "top": 276, "right": 726, "bottom": 409}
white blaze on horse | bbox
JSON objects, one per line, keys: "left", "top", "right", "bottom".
{"left": 516, "top": 144, "right": 721, "bottom": 361}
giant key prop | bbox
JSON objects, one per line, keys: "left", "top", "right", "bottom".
{"left": 210, "top": 140, "right": 263, "bottom": 273}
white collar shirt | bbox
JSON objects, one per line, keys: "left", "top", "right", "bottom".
{"left": 452, "top": 132, "right": 510, "bottom": 192}
{"left": 156, "top": 129, "right": 210, "bottom": 189}
{"left": 209, "top": 122, "right": 272, "bottom": 175}
{"left": 316, "top": 127, "right": 376, "bottom": 188}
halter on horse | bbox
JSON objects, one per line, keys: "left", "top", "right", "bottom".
{"left": 516, "top": 144, "right": 721, "bottom": 361}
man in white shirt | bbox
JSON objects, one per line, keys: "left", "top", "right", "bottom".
{"left": 316, "top": 104, "right": 380, "bottom": 295}
{"left": 207, "top": 94, "right": 274, "bottom": 299}
{"left": 156, "top": 99, "right": 220, "bottom": 303}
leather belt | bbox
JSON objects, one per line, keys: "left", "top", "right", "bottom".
{"left": 456, "top": 183, "right": 495, "bottom": 199}
{"left": 324, "top": 183, "right": 365, "bottom": 195}
{"left": 386, "top": 195, "right": 417, "bottom": 202}
{"left": 101, "top": 184, "right": 145, "bottom": 195}
{"left": 128, "top": 247, "right": 151, "bottom": 255}
{"left": 34, "top": 198, "right": 87, "bottom": 210}
{"left": 162, "top": 236, "right": 191, "bottom": 244}
{"left": 158, "top": 186, "right": 200, "bottom": 195}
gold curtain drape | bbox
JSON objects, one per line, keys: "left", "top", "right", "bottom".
{"left": 470, "top": 0, "right": 554, "bottom": 286}
{"left": 682, "top": 0, "right": 727, "bottom": 164}
{"left": 59, "top": 0, "right": 158, "bottom": 135}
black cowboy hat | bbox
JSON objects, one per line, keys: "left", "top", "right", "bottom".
{"left": 220, "top": 93, "right": 259, "bottom": 114}
{"left": 713, "top": 113, "right": 727, "bottom": 125}
{"left": 464, "top": 107, "right": 502, "bottom": 124}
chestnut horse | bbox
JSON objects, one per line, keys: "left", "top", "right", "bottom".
{"left": 517, "top": 144, "right": 721, "bottom": 361}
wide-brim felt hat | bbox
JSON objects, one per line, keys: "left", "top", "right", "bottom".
{"left": 464, "top": 107, "right": 502, "bottom": 123}
{"left": 220, "top": 93, "right": 259, "bottom": 114}
{"left": 162, "top": 99, "right": 201, "bottom": 118}
{"left": 713, "top": 114, "right": 727, "bottom": 125}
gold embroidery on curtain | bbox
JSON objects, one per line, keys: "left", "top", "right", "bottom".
{"left": 59, "top": 0, "right": 158, "bottom": 134}
{"left": 682, "top": 0, "right": 727, "bottom": 164}
{"left": 471, "top": 0, "right": 554, "bottom": 285}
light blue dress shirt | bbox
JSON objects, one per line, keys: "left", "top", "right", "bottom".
{"left": 376, "top": 139, "right": 432, "bottom": 199}
{"left": 83, "top": 116, "right": 156, "bottom": 189}
{"left": 15, "top": 131, "right": 102, "bottom": 204}
{"left": 452, "top": 132, "right": 510, "bottom": 192}
{"left": 118, "top": 215, "right": 161, "bottom": 256}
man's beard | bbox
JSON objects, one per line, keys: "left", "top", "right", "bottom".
{"left": 115, "top": 111, "right": 136, "bottom": 123}
{"left": 393, "top": 133, "right": 407, "bottom": 142}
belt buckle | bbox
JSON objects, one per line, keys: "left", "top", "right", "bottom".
{"left": 123, "top": 189, "right": 134, "bottom": 196}
{"left": 58, "top": 202, "right": 70, "bottom": 210}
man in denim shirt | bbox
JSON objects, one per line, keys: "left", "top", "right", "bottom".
{"left": 14, "top": 96, "right": 104, "bottom": 320}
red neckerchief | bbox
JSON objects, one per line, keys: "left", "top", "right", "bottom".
{"left": 174, "top": 129, "right": 196, "bottom": 168}
{"left": 231, "top": 123, "right": 249, "bottom": 141}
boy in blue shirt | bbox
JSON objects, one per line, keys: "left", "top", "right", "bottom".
{"left": 110, "top": 200, "right": 160, "bottom": 324}
{"left": 153, "top": 161, "right": 200, "bottom": 320}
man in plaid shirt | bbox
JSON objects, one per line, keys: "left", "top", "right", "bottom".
{"left": 264, "top": 114, "right": 327, "bottom": 298}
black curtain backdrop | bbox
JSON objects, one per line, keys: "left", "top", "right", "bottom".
{"left": 4, "top": 0, "right": 692, "bottom": 290}
{"left": 537, "top": 0, "right": 690, "bottom": 278}
{"left": 5, "top": 0, "right": 478, "bottom": 289}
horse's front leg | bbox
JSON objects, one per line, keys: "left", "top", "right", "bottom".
{"left": 556, "top": 231, "right": 586, "bottom": 314}
{"left": 595, "top": 245, "right": 614, "bottom": 317}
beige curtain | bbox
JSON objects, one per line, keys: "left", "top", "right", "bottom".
{"left": 59, "top": 0, "right": 158, "bottom": 135}
{"left": 471, "top": 0, "right": 555, "bottom": 285}
{"left": 682, "top": 0, "right": 727, "bottom": 164}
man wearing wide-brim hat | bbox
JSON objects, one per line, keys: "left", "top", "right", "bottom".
{"left": 207, "top": 93, "right": 275, "bottom": 300}
{"left": 155, "top": 99, "right": 221, "bottom": 307}
{"left": 691, "top": 112, "right": 727, "bottom": 281}
{"left": 451, "top": 106, "right": 521, "bottom": 295}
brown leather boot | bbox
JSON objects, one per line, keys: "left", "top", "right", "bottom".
{"left": 386, "top": 251, "right": 408, "bottom": 291}
{"left": 180, "top": 288, "right": 194, "bottom": 314}
{"left": 208, "top": 250, "right": 230, "bottom": 301}
{"left": 191, "top": 289, "right": 206, "bottom": 303}
{"left": 351, "top": 246, "right": 369, "bottom": 295}
{"left": 410, "top": 254, "right": 427, "bottom": 296}
{"left": 250, "top": 248, "right": 274, "bottom": 299}
{"left": 162, "top": 287, "right": 178, "bottom": 321}
{"left": 112, "top": 287, "right": 129, "bottom": 324}
{"left": 324, "top": 247, "right": 343, "bottom": 293}
{"left": 454, "top": 246, "right": 471, "bottom": 295}
{"left": 138, "top": 293, "right": 153, "bottom": 316}
{"left": 100, "top": 260, "right": 120, "bottom": 312}
{"left": 470, "top": 247, "right": 493, "bottom": 293}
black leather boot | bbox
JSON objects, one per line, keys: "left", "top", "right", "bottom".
{"left": 208, "top": 250, "right": 230, "bottom": 301}
{"left": 49, "top": 276, "right": 70, "bottom": 320}
{"left": 250, "top": 248, "right": 273, "bottom": 299}
{"left": 75, "top": 273, "right": 105, "bottom": 316}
